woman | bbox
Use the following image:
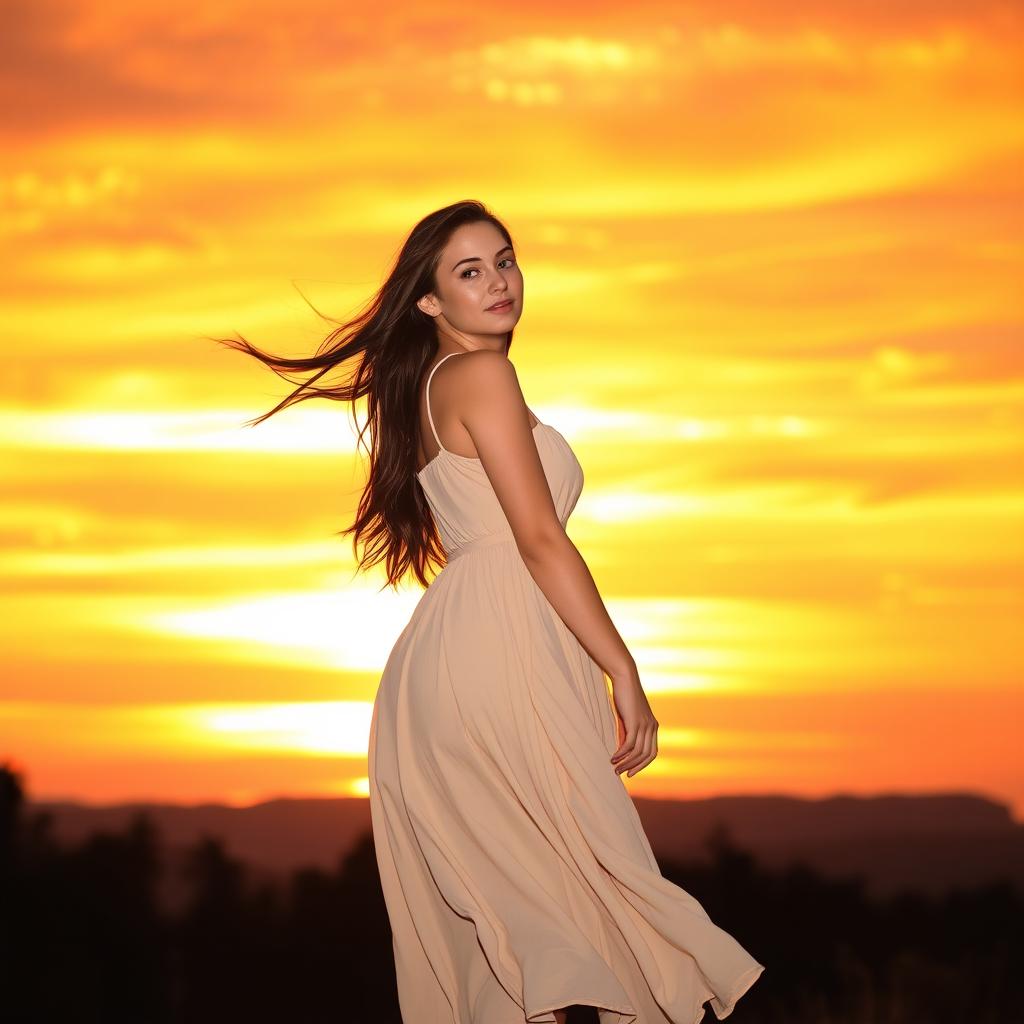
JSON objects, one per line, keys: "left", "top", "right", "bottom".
{"left": 221, "top": 200, "right": 765, "bottom": 1023}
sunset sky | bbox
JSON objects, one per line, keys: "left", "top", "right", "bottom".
{"left": 2, "top": 1, "right": 1022, "bottom": 818}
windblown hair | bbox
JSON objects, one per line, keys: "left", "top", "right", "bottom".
{"left": 210, "top": 200, "right": 516, "bottom": 591}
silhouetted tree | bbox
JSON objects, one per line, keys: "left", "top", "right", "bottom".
{"left": 175, "top": 835, "right": 264, "bottom": 1023}
{"left": 0, "top": 760, "right": 25, "bottom": 875}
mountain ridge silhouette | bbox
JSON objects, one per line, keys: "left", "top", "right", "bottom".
{"left": 31, "top": 789, "right": 1024, "bottom": 899}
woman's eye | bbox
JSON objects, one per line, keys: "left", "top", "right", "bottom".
{"left": 461, "top": 257, "right": 516, "bottom": 279}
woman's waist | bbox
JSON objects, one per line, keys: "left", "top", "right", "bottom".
{"left": 445, "top": 530, "right": 519, "bottom": 562}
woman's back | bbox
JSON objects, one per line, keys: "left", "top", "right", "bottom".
{"left": 413, "top": 350, "right": 585, "bottom": 561}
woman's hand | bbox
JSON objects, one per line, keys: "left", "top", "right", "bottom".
{"left": 609, "top": 670, "right": 659, "bottom": 778}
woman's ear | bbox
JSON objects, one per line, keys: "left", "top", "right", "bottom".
{"left": 417, "top": 294, "right": 439, "bottom": 317}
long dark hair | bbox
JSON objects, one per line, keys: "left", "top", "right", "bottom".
{"left": 210, "top": 200, "right": 517, "bottom": 591}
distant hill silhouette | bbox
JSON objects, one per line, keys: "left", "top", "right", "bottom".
{"left": 33, "top": 790, "right": 1024, "bottom": 900}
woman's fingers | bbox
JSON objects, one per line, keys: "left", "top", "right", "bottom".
{"left": 615, "top": 721, "right": 659, "bottom": 776}
{"left": 614, "top": 722, "right": 656, "bottom": 775}
{"left": 611, "top": 725, "right": 639, "bottom": 762}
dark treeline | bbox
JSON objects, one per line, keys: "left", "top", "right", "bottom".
{"left": 1, "top": 761, "right": 1020, "bottom": 1024}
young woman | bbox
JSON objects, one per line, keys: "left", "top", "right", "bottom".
{"left": 221, "top": 200, "right": 765, "bottom": 1023}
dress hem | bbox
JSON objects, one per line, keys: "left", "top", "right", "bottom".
{"left": 524, "top": 960, "right": 766, "bottom": 1024}
{"left": 525, "top": 996, "right": 637, "bottom": 1023}
{"left": 704, "top": 961, "right": 766, "bottom": 1021}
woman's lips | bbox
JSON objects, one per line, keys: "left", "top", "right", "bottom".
{"left": 486, "top": 299, "right": 514, "bottom": 312}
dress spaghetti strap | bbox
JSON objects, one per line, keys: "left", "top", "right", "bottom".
{"left": 423, "top": 351, "right": 466, "bottom": 453}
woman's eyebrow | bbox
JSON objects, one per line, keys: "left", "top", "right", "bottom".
{"left": 451, "top": 244, "right": 513, "bottom": 271}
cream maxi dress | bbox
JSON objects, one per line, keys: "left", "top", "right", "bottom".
{"left": 368, "top": 351, "right": 765, "bottom": 1023}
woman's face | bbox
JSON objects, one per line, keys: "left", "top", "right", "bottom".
{"left": 419, "top": 220, "right": 523, "bottom": 343}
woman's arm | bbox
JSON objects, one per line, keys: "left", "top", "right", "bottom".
{"left": 448, "top": 350, "right": 659, "bottom": 777}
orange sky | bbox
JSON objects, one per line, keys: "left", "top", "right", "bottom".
{"left": 2, "top": 1, "right": 1022, "bottom": 818}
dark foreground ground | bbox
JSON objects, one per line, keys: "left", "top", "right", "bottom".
{"left": 2, "top": 764, "right": 1021, "bottom": 1023}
